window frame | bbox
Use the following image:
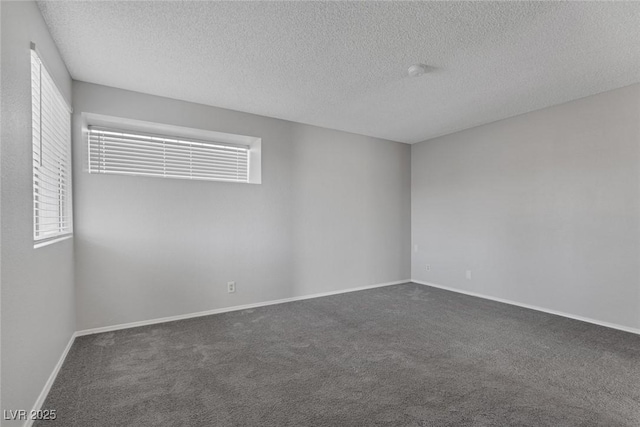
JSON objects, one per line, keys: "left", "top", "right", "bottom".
{"left": 87, "top": 126, "right": 251, "bottom": 184}
{"left": 31, "top": 44, "right": 73, "bottom": 247}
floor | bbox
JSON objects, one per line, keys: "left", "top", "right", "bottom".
{"left": 37, "top": 283, "right": 640, "bottom": 427}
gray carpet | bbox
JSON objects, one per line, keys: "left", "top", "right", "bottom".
{"left": 37, "top": 283, "right": 640, "bottom": 427}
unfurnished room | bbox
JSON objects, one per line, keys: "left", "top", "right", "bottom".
{"left": 1, "top": 1, "right": 639, "bottom": 426}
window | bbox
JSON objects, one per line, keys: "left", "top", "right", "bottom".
{"left": 88, "top": 127, "right": 250, "bottom": 183}
{"left": 31, "top": 46, "right": 73, "bottom": 244}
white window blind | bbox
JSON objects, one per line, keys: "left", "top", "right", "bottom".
{"left": 88, "top": 127, "right": 249, "bottom": 183}
{"left": 31, "top": 47, "right": 73, "bottom": 242}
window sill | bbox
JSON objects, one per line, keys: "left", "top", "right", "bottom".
{"left": 34, "top": 234, "right": 73, "bottom": 249}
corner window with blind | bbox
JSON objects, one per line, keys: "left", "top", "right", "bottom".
{"left": 88, "top": 127, "right": 250, "bottom": 183}
{"left": 31, "top": 46, "right": 73, "bottom": 246}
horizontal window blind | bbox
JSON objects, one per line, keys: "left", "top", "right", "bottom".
{"left": 88, "top": 127, "right": 249, "bottom": 183}
{"left": 31, "top": 48, "right": 73, "bottom": 242}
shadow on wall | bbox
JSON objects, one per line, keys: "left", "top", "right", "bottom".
{"left": 72, "top": 82, "right": 410, "bottom": 331}
{"left": 289, "top": 124, "right": 410, "bottom": 296}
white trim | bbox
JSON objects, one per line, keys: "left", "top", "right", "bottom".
{"left": 33, "top": 234, "right": 73, "bottom": 249}
{"left": 81, "top": 114, "right": 262, "bottom": 185}
{"left": 30, "top": 42, "right": 72, "bottom": 113}
{"left": 21, "top": 278, "right": 637, "bottom": 425}
{"left": 76, "top": 280, "right": 410, "bottom": 337}
{"left": 81, "top": 113, "right": 259, "bottom": 148}
{"left": 412, "top": 280, "right": 640, "bottom": 336}
{"left": 24, "top": 333, "right": 76, "bottom": 427}
{"left": 25, "top": 280, "right": 408, "bottom": 419}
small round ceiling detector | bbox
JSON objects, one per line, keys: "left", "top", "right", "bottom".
{"left": 407, "top": 64, "right": 429, "bottom": 77}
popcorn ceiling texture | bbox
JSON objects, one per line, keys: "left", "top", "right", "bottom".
{"left": 37, "top": 1, "right": 640, "bottom": 143}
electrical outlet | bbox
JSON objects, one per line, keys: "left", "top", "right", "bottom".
{"left": 227, "top": 281, "right": 236, "bottom": 293}
{"left": 426, "top": 264, "right": 431, "bottom": 272}
{"left": 466, "top": 270, "right": 472, "bottom": 280}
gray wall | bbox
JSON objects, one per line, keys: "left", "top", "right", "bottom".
{"left": 1, "top": 1, "right": 76, "bottom": 423}
{"left": 412, "top": 84, "right": 640, "bottom": 330}
{"left": 73, "top": 82, "right": 411, "bottom": 331}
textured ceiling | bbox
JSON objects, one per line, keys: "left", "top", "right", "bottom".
{"left": 38, "top": 1, "right": 640, "bottom": 144}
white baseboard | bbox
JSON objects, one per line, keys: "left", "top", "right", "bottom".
{"left": 24, "top": 333, "right": 77, "bottom": 427}
{"left": 412, "top": 279, "right": 640, "bottom": 336}
{"left": 76, "top": 279, "right": 411, "bottom": 337}
{"left": 22, "top": 280, "right": 409, "bottom": 425}
{"left": 22, "top": 278, "right": 637, "bottom": 426}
